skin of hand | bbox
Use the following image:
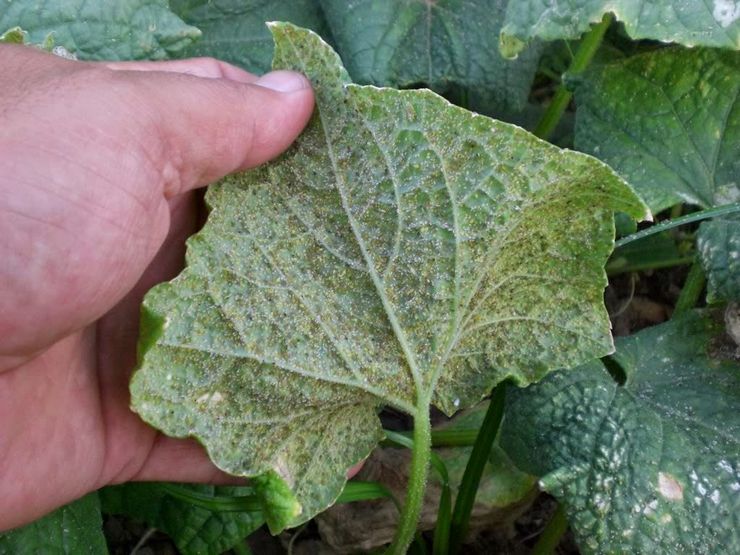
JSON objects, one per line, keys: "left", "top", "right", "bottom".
{"left": 0, "top": 44, "right": 315, "bottom": 531}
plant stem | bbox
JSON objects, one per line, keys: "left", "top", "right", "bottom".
{"left": 388, "top": 408, "right": 432, "bottom": 555}
{"left": 532, "top": 504, "right": 568, "bottom": 555}
{"left": 615, "top": 202, "right": 740, "bottom": 248}
{"left": 384, "top": 430, "right": 452, "bottom": 555}
{"left": 449, "top": 385, "right": 506, "bottom": 553}
{"left": 534, "top": 13, "right": 612, "bottom": 140}
{"left": 673, "top": 261, "right": 706, "bottom": 317}
{"left": 388, "top": 428, "right": 479, "bottom": 447}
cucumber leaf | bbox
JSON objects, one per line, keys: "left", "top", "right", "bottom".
{"left": 131, "top": 23, "right": 648, "bottom": 533}
{"left": 500, "top": 0, "right": 740, "bottom": 58}
{"left": 574, "top": 47, "right": 740, "bottom": 214}
{"left": 100, "top": 483, "right": 262, "bottom": 555}
{"left": 0, "top": 26, "right": 25, "bottom": 43}
{"left": 0, "top": 0, "right": 199, "bottom": 60}
{"left": 169, "top": 0, "right": 330, "bottom": 73}
{"left": 320, "top": 0, "right": 543, "bottom": 115}
{"left": 0, "top": 494, "right": 106, "bottom": 555}
{"left": 501, "top": 311, "right": 740, "bottom": 554}
{"left": 698, "top": 219, "right": 740, "bottom": 302}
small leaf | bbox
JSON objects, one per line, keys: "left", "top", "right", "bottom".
{"left": 100, "top": 483, "right": 262, "bottom": 555}
{"left": 0, "top": 494, "right": 106, "bottom": 555}
{"left": 131, "top": 23, "right": 647, "bottom": 532}
{"left": 501, "top": 0, "right": 740, "bottom": 58}
{"left": 574, "top": 47, "right": 740, "bottom": 214}
{"left": 698, "top": 219, "right": 740, "bottom": 302}
{"left": 320, "top": 0, "right": 543, "bottom": 115}
{"left": 169, "top": 0, "right": 330, "bottom": 73}
{"left": 501, "top": 311, "right": 740, "bottom": 554}
{"left": 435, "top": 401, "right": 536, "bottom": 508}
{"left": 0, "top": 26, "right": 26, "bottom": 44}
{"left": 0, "top": 0, "right": 200, "bottom": 60}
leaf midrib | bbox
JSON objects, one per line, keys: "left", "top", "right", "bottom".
{"left": 283, "top": 31, "right": 427, "bottom": 406}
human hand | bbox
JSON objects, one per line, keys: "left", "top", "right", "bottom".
{"left": 0, "top": 45, "right": 314, "bottom": 531}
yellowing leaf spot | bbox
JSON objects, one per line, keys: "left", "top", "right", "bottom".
{"left": 713, "top": 0, "right": 740, "bottom": 28}
{"left": 658, "top": 472, "right": 684, "bottom": 501}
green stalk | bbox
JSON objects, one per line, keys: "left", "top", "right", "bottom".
{"left": 389, "top": 428, "right": 479, "bottom": 447}
{"left": 384, "top": 430, "right": 452, "bottom": 555}
{"left": 338, "top": 481, "right": 397, "bottom": 505}
{"left": 531, "top": 504, "right": 568, "bottom": 555}
{"left": 615, "top": 202, "right": 740, "bottom": 249}
{"left": 534, "top": 13, "right": 613, "bottom": 140}
{"left": 157, "top": 484, "right": 261, "bottom": 512}
{"left": 673, "top": 261, "right": 706, "bottom": 317}
{"left": 606, "top": 254, "right": 695, "bottom": 276}
{"left": 387, "top": 409, "right": 432, "bottom": 555}
{"left": 449, "top": 385, "right": 506, "bottom": 553}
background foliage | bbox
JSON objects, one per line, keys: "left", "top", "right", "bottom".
{"left": 1, "top": 0, "right": 738, "bottom": 553}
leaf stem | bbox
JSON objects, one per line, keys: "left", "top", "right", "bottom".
{"left": 449, "top": 385, "right": 506, "bottom": 553}
{"left": 388, "top": 409, "right": 432, "bottom": 555}
{"left": 232, "top": 541, "right": 253, "bottom": 555}
{"left": 614, "top": 203, "right": 740, "bottom": 249}
{"left": 531, "top": 503, "right": 568, "bottom": 555}
{"left": 534, "top": 13, "right": 612, "bottom": 140}
{"left": 673, "top": 261, "right": 706, "bottom": 317}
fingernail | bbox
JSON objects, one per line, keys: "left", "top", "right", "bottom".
{"left": 255, "top": 70, "right": 310, "bottom": 93}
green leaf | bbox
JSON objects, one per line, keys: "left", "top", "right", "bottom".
{"left": 501, "top": 311, "right": 740, "bottom": 554}
{"left": 435, "top": 402, "right": 536, "bottom": 508}
{"left": 0, "top": 494, "right": 106, "bottom": 555}
{"left": 0, "top": 0, "right": 200, "bottom": 60}
{"left": 100, "top": 483, "right": 262, "bottom": 555}
{"left": 573, "top": 47, "right": 740, "bottom": 214}
{"left": 606, "top": 232, "right": 689, "bottom": 275}
{"left": 320, "top": 0, "right": 543, "bottom": 115}
{"left": 0, "top": 26, "right": 25, "bottom": 43}
{"left": 131, "top": 23, "right": 647, "bottom": 533}
{"left": 169, "top": 0, "right": 330, "bottom": 73}
{"left": 698, "top": 219, "right": 740, "bottom": 301}
{"left": 500, "top": 0, "right": 740, "bottom": 58}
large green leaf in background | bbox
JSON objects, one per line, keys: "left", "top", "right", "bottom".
{"left": 698, "top": 220, "right": 740, "bottom": 301}
{"left": 573, "top": 47, "right": 739, "bottom": 303}
{"left": 0, "top": 494, "right": 106, "bottom": 555}
{"left": 574, "top": 47, "right": 740, "bottom": 214}
{"left": 0, "top": 0, "right": 199, "bottom": 60}
{"left": 130, "top": 23, "right": 647, "bottom": 533}
{"left": 501, "top": 311, "right": 740, "bottom": 554}
{"left": 500, "top": 0, "right": 740, "bottom": 58}
{"left": 320, "top": 0, "right": 543, "bottom": 115}
{"left": 169, "top": 0, "right": 330, "bottom": 73}
{"left": 100, "top": 483, "right": 262, "bottom": 555}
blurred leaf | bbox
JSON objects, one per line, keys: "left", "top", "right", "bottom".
{"left": 0, "top": 494, "right": 106, "bottom": 555}
{"left": 0, "top": 0, "right": 199, "bottom": 60}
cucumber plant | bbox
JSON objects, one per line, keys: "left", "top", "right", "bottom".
{"left": 1, "top": 1, "right": 738, "bottom": 554}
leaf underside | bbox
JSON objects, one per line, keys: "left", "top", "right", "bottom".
{"left": 320, "top": 0, "right": 543, "bottom": 115}
{"left": 500, "top": 0, "right": 740, "bottom": 58}
{"left": 574, "top": 47, "right": 740, "bottom": 214}
{"left": 0, "top": 0, "right": 199, "bottom": 60}
{"left": 131, "top": 23, "right": 647, "bottom": 532}
{"left": 501, "top": 311, "right": 740, "bottom": 554}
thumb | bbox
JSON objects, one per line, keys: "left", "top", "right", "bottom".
{"left": 114, "top": 63, "right": 315, "bottom": 195}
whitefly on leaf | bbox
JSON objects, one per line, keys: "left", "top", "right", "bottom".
{"left": 130, "top": 23, "right": 649, "bottom": 532}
